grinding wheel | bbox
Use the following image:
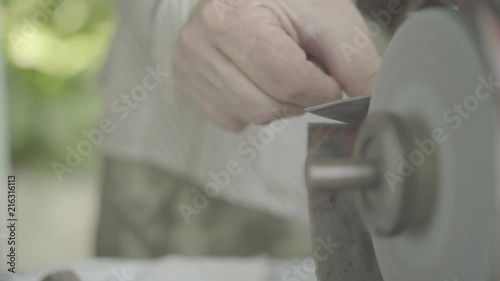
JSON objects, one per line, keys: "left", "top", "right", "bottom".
{"left": 306, "top": 6, "right": 499, "bottom": 281}
{"left": 369, "top": 8, "right": 496, "bottom": 281}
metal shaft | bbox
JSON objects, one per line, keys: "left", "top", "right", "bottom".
{"left": 306, "top": 159, "right": 379, "bottom": 191}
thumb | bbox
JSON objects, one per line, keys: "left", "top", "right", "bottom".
{"left": 286, "top": 0, "right": 381, "bottom": 97}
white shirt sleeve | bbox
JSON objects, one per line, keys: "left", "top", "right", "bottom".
{"left": 151, "top": 0, "right": 199, "bottom": 74}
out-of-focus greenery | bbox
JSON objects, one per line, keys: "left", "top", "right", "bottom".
{"left": 2, "top": 0, "right": 115, "bottom": 171}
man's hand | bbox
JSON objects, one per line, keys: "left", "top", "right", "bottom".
{"left": 172, "top": 0, "right": 381, "bottom": 131}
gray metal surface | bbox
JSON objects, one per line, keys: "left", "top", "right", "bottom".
{"left": 306, "top": 159, "right": 378, "bottom": 191}
{"left": 306, "top": 96, "right": 370, "bottom": 124}
{"left": 476, "top": 2, "right": 500, "bottom": 278}
{"left": 370, "top": 8, "right": 496, "bottom": 281}
{"left": 353, "top": 113, "right": 427, "bottom": 237}
{"left": 306, "top": 124, "right": 383, "bottom": 281}
{"left": 306, "top": 113, "right": 425, "bottom": 237}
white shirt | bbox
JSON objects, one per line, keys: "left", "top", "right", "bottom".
{"left": 100, "top": 0, "right": 330, "bottom": 221}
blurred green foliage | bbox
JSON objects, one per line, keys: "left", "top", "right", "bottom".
{"left": 2, "top": 0, "right": 115, "bottom": 171}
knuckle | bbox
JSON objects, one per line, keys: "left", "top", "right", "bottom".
{"left": 240, "top": 96, "right": 274, "bottom": 125}
{"left": 228, "top": 122, "right": 247, "bottom": 133}
{"left": 275, "top": 87, "right": 302, "bottom": 104}
{"left": 250, "top": 107, "right": 277, "bottom": 126}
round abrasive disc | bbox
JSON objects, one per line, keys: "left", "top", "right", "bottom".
{"left": 370, "top": 8, "right": 496, "bottom": 281}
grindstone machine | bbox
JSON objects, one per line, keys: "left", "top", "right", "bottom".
{"left": 305, "top": 1, "right": 500, "bottom": 280}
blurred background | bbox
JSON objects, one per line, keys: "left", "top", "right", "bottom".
{"left": 2, "top": 0, "right": 115, "bottom": 269}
